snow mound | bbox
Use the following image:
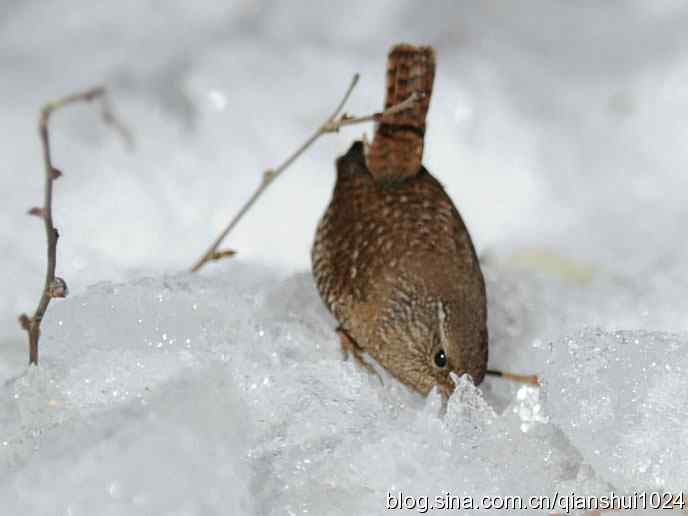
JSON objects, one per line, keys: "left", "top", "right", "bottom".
{"left": 543, "top": 328, "right": 688, "bottom": 495}
{"left": 0, "top": 263, "right": 606, "bottom": 515}
{"left": 1, "top": 368, "right": 252, "bottom": 515}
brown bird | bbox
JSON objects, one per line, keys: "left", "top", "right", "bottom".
{"left": 311, "top": 44, "right": 488, "bottom": 396}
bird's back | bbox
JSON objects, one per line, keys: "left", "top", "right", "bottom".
{"left": 312, "top": 142, "right": 485, "bottom": 353}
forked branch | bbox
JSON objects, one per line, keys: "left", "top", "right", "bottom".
{"left": 190, "top": 74, "right": 422, "bottom": 272}
{"left": 19, "top": 86, "right": 129, "bottom": 365}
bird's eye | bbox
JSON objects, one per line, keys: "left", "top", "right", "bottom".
{"left": 433, "top": 349, "right": 447, "bottom": 368}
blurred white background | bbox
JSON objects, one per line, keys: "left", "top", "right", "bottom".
{"left": 2, "top": 1, "right": 688, "bottom": 346}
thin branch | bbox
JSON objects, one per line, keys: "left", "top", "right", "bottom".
{"left": 19, "top": 86, "right": 129, "bottom": 365}
{"left": 190, "top": 74, "right": 420, "bottom": 272}
{"left": 209, "top": 249, "right": 236, "bottom": 261}
{"left": 486, "top": 369, "right": 539, "bottom": 385}
{"left": 321, "top": 91, "right": 420, "bottom": 132}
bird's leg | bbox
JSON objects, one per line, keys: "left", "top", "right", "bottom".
{"left": 486, "top": 369, "right": 539, "bottom": 385}
{"left": 336, "top": 327, "right": 383, "bottom": 384}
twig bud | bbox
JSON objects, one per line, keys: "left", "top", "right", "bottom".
{"left": 210, "top": 249, "right": 237, "bottom": 262}
{"left": 47, "top": 277, "right": 69, "bottom": 298}
{"left": 18, "top": 314, "right": 31, "bottom": 330}
{"left": 28, "top": 207, "right": 46, "bottom": 217}
{"left": 50, "top": 167, "right": 62, "bottom": 179}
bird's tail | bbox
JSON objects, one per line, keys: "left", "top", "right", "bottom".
{"left": 366, "top": 43, "right": 435, "bottom": 182}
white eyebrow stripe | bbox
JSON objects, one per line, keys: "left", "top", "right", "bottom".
{"left": 437, "top": 301, "right": 450, "bottom": 351}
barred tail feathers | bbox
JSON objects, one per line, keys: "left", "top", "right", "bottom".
{"left": 366, "top": 44, "right": 436, "bottom": 181}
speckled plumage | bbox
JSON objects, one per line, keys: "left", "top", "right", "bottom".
{"left": 311, "top": 44, "right": 487, "bottom": 396}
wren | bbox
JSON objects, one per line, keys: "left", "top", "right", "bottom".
{"left": 311, "top": 44, "right": 487, "bottom": 396}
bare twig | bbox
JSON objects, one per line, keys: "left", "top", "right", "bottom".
{"left": 486, "top": 369, "right": 539, "bottom": 385}
{"left": 190, "top": 74, "right": 422, "bottom": 272}
{"left": 320, "top": 91, "right": 420, "bottom": 132}
{"left": 19, "top": 86, "right": 129, "bottom": 365}
{"left": 209, "top": 249, "right": 236, "bottom": 261}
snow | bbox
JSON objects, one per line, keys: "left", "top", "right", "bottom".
{"left": 543, "top": 329, "right": 688, "bottom": 495}
{"left": 0, "top": 268, "right": 584, "bottom": 515}
{"left": 2, "top": 1, "right": 688, "bottom": 514}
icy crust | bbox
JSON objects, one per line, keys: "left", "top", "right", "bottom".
{"left": 1, "top": 369, "right": 253, "bottom": 515}
{"left": 0, "top": 262, "right": 685, "bottom": 515}
{"left": 542, "top": 328, "right": 688, "bottom": 495}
